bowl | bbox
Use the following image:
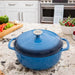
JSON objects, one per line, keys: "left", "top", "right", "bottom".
{"left": 60, "top": 25, "right": 75, "bottom": 34}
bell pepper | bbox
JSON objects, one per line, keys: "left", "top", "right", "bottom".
{"left": 0, "top": 15, "right": 9, "bottom": 24}
{"left": 4, "top": 23, "right": 14, "bottom": 30}
{"left": 0, "top": 23, "right": 7, "bottom": 32}
{"left": 2, "top": 23, "right": 7, "bottom": 28}
{"left": 0, "top": 25, "right": 3, "bottom": 32}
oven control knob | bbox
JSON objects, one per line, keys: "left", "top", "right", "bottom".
{"left": 41, "top": 0, "right": 45, "bottom": 3}
{"left": 49, "top": 0, "right": 51, "bottom": 3}
{"left": 41, "top": 0, "right": 51, "bottom": 3}
{"left": 45, "top": 0, "right": 47, "bottom": 3}
{"left": 41, "top": 0, "right": 43, "bottom": 3}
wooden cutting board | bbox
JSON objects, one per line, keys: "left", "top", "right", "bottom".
{"left": 0, "top": 70, "right": 4, "bottom": 75}
{"left": 0, "top": 23, "right": 23, "bottom": 38}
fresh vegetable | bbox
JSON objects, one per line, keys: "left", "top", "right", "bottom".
{"left": 70, "top": 18, "right": 75, "bottom": 25}
{"left": 73, "top": 31, "right": 75, "bottom": 35}
{"left": 0, "top": 15, "right": 9, "bottom": 24}
{"left": 0, "top": 23, "right": 7, "bottom": 32}
{"left": 72, "top": 24, "right": 74, "bottom": 27}
{"left": 59, "top": 16, "right": 75, "bottom": 27}
{"left": 0, "top": 23, "right": 14, "bottom": 32}
{"left": 0, "top": 25, "right": 3, "bottom": 32}
{"left": 4, "top": 23, "right": 14, "bottom": 30}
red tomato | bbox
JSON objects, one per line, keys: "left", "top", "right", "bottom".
{"left": 72, "top": 25, "right": 74, "bottom": 27}
{"left": 65, "top": 23, "right": 67, "bottom": 26}
{"left": 73, "top": 31, "right": 75, "bottom": 35}
{"left": 69, "top": 23, "right": 71, "bottom": 26}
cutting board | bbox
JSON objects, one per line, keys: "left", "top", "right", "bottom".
{"left": 0, "top": 70, "right": 4, "bottom": 75}
{"left": 0, "top": 23, "right": 23, "bottom": 38}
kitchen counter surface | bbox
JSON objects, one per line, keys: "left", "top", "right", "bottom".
{"left": 0, "top": 23, "right": 75, "bottom": 75}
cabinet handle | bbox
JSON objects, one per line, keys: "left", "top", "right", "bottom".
{"left": 21, "top": 12, "right": 23, "bottom": 21}
{"left": 25, "top": 4, "right": 33, "bottom": 6}
{"left": 18, "top": 12, "right": 20, "bottom": 21}
{"left": 8, "top": 4, "right": 16, "bottom": 6}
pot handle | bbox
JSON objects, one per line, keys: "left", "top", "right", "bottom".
{"left": 61, "top": 38, "right": 69, "bottom": 51}
{"left": 8, "top": 38, "right": 16, "bottom": 50}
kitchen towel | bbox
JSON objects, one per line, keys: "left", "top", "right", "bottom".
{"left": 53, "top": 5, "right": 64, "bottom": 24}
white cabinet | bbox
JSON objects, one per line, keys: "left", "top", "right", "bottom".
{"left": 0, "top": 1, "right": 40, "bottom": 23}
{"left": 21, "top": 1, "right": 39, "bottom": 9}
{"left": 5, "top": 1, "right": 21, "bottom": 21}
{"left": 21, "top": 1, "right": 40, "bottom": 23}
{"left": 0, "top": 8, "right": 5, "bottom": 16}
{"left": 0, "top": 1, "right": 6, "bottom": 16}
{"left": 22, "top": 9, "right": 39, "bottom": 23}
{"left": 5, "top": 9, "right": 20, "bottom": 21}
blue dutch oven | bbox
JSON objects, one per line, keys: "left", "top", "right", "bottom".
{"left": 8, "top": 29, "right": 69, "bottom": 70}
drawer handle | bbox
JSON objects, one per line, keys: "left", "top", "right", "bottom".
{"left": 21, "top": 12, "right": 23, "bottom": 21}
{"left": 18, "top": 12, "right": 20, "bottom": 21}
{"left": 25, "top": 4, "right": 33, "bottom": 6}
{"left": 8, "top": 4, "right": 16, "bottom": 6}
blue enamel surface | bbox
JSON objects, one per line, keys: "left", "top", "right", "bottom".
{"left": 8, "top": 38, "right": 16, "bottom": 50}
{"left": 8, "top": 30, "right": 70, "bottom": 70}
{"left": 16, "top": 30, "right": 60, "bottom": 51}
{"left": 16, "top": 51, "right": 61, "bottom": 70}
{"left": 14, "top": 29, "right": 63, "bottom": 57}
{"left": 61, "top": 38, "right": 69, "bottom": 51}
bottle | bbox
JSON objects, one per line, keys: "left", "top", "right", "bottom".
{"left": 72, "top": 31, "right": 75, "bottom": 40}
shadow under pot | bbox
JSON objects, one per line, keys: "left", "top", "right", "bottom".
{"left": 8, "top": 29, "right": 69, "bottom": 70}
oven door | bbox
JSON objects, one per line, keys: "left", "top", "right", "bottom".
{"left": 64, "top": 6, "right": 75, "bottom": 19}
{"left": 41, "top": 7, "right": 54, "bottom": 23}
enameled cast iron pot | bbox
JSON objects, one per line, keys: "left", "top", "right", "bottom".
{"left": 8, "top": 29, "right": 69, "bottom": 70}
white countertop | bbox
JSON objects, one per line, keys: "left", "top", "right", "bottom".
{"left": 0, "top": 23, "right": 75, "bottom": 75}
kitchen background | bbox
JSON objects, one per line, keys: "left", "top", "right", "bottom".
{"left": 0, "top": 0, "right": 75, "bottom": 75}
{"left": 0, "top": 0, "right": 75, "bottom": 24}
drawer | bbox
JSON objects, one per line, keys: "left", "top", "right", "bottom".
{"left": 5, "top": 1, "right": 21, "bottom": 8}
{"left": 21, "top": 1, "right": 39, "bottom": 9}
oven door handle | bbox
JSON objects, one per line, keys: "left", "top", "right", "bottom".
{"left": 41, "top": 6, "right": 75, "bottom": 8}
{"left": 64, "top": 6, "right": 75, "bottom": 8}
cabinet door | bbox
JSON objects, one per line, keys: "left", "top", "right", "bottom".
{"left": 6, "top": 9, "right": 20, "bottom": 21}
{"left": 0, "top": 1, "right": 6, "bottom": 16}
{"left": 21, "top": 1, "right": 39, "bottom": 9}
{"left": 22, "top": 9, "right": 39, "bottom": 23}
{"left": 0, "top": 8, "right": 5, "bottom": 16}
{"left": 21, "top": 1, "right": 40, "bottom": 23}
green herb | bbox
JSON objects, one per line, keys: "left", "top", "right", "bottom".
{"left": 59, "top": 16, "right": 75, "bottom": 27}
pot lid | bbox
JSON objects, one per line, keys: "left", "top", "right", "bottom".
{"left": 14, "top": 29, "right": 63, "bottom": 57}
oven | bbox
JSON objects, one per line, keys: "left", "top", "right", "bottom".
{"left": 40, "top": 5, "right": 54, "bottom": 23}
{"left": 40, "top": 2, "right": 75, "bottom": 23}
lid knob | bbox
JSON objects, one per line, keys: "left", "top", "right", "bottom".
{"left": 33, "top": 30, "right": 43, "bottom": 37}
